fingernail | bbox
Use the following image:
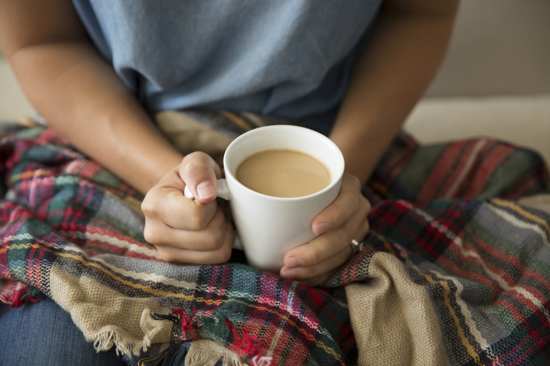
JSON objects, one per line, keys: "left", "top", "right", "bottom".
{"left": 286, "top": 257, "right": 302, "bottom": 268}
{"left": 314, "top": 223, "right": 331, "bottom": 235}
{"left": 197, "top": 181, "right": 216, "bottom": 199}
{"left": 283, "top": 269, "right": 298, "bottom": 279}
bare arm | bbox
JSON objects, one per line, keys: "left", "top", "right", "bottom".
{"left": 330, "top": 0, "right": 459, "bottom": 184}
{"left": 0, "top": 0, "right": 183, "bottom": 194}
{"left": 0, "top": 0, "right": 235, "bottom": 265}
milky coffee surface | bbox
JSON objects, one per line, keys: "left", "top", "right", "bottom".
{"left": 236, "top": 149, "right": 330, "bottom": 198}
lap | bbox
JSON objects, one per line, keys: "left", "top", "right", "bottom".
{"left": 0, "top": 298, "right": 126, "bottom": 366}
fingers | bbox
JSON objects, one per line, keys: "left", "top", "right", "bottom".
{"left": 143, "top": 171, "right": 218, "bottom": 230}
{"left": 179, "top": 152, "right": 223, "bottom": 203}
{"left": 312, "top": 174, "right": 370, "bottom": 235}
{"left": 281, "top": 246, "right": 351, "bottom": 287}
{"left": 281, "top": 215, "right": 369, "bottom": 281}
{"left": 287, "top": 216, "right": 369, "bottom": 268}
{"left": 144, "top": 206, "right": 229, "bottom": 251}
{"left": 144, "top": 204, "right": 235, "bottom": 264}
{"left": 281, "top": 174, "right": 371, "bottom": 286}
{"left": 142, "top": 152, "right": 222, "bottom": 230}
{"left": 154, "top": 220, "right": 235, "bottom": 264}
{"left": 142, "top": 152, "right": 234, "bottom": 265}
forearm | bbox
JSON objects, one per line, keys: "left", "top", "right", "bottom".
{"left": 330, "top": 4, "right": 458, "bottom": 184}
{"left": 7, "top": 41, "right": 183, "bottom": 194}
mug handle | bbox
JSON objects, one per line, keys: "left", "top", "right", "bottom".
{"left": 183, "top": 179, "right": 243, "bottom": 250}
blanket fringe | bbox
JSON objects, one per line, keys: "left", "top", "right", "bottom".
{"left": 185, "top": 343, "right": 246, "bottom": 366}
{"left": 140, "top": 308, "right": 166, "bottom": 347}
{"left": 93, "top": 329, "right": 145, "bottom": 356}
{"left": 9, "top": 286, "right": 44, "bottom": 308}
{"left": 93, "top": 308, "right": 167, "bottom": 356}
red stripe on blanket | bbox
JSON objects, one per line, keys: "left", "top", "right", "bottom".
{"left": 489, "top": 335, "right": 532, "bottom": 366}
{"left": 468, "top": 229, "right": 550, "bottom": 295}
{"left": 461, "top": 144, "right": 516, "bottom": 198}
{"left": 416, "top": 140, "right": 472, "bottom": 202}
{"left": 437, "top": 256, "right": 499, "bottom": 292}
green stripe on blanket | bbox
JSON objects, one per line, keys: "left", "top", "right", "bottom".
{"left": 1, "top": 112, "right": 549, "bottom": 365}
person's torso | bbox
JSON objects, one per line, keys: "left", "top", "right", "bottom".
{"left": 72, "top": 0, "right": 382, "bottom": 134}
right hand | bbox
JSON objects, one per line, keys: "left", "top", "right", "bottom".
{"left": 141, "top": 152, "right": 235, "bottom": 264}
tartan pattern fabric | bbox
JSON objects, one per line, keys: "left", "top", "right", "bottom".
{"left": 0, "top": 117, "right": 549, "bottom": 365}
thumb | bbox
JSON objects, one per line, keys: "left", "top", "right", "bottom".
{"left": 180, "top": 152, "right": 222, "bottom": 203}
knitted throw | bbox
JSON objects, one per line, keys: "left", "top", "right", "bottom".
{"left": 1, "top": 113, "right": 549, "bottom": 366}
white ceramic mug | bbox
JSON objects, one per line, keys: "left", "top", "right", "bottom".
{"left": 184, "top": 125, "right": 345, "bottom": 272}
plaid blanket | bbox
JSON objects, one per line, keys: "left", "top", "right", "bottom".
{"left": 1, "top": 114, "right": 549, "bottom": 366}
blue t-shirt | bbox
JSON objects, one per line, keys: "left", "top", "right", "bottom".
{"left": 72, "top": 0, "right": 382, "bottom": 135}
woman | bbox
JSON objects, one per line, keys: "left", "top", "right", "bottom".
{"left": 0, "top": 0, "right": 458, "bottom": 363}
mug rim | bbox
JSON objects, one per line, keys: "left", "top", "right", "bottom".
{"left": 223, "top": 125, "right": 345, "bottom": 201}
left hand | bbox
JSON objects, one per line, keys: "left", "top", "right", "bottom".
{"left": 280, "top": 173, "right": 371, "bottom": 287}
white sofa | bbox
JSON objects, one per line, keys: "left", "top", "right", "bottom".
{"left": 403, "top": 0, "right": 550, "bottom": 163}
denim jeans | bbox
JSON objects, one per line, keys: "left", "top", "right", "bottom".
{"left": 0, "top": 298, "right": 126, "bottom": 366}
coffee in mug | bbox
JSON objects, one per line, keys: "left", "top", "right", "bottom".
{"left": 235, "top": 149, "right": 331, "bottom": 198}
